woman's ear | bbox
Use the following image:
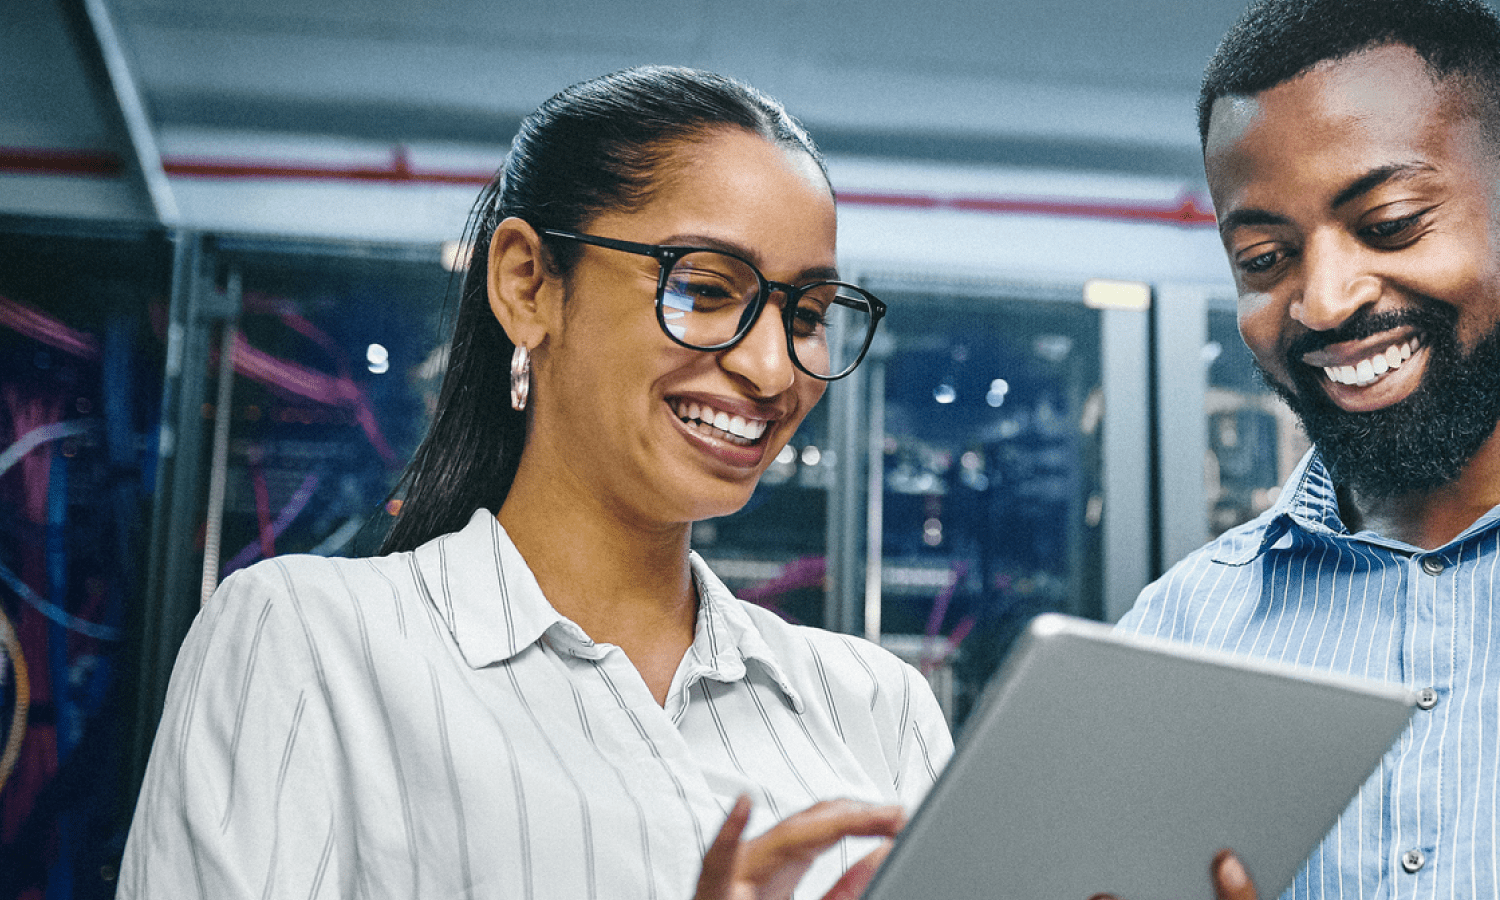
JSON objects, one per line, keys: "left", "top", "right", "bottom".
{"left": 487, "top": 217, "right": 561, "bottom": 350}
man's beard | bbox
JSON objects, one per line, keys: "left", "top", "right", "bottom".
{"left": 1257, "top": 302, "right": 1500, "bottom": 499}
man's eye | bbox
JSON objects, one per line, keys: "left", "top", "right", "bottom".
{"left": 1238, "top": 249, "right": 1283, "bottom": 274}
{"left": 1362, "top": 215, "right": 1421, "bottom": 242}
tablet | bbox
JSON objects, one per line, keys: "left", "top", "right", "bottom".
{"left": 864, "top": 613, "right": 1416, "bottom": 900}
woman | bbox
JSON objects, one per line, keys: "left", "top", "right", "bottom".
{"left": 119, "top": 66, "right": 952, "bottom": 899}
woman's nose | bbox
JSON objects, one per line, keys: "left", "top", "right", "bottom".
{"left": 718, "top": 292, "right": 797, "bottom": 396}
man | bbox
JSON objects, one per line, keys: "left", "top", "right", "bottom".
{"left": 1119, "top": 0, "right": 1500, "bottom": 897}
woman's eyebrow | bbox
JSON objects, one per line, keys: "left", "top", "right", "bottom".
{"left": 663, "top": 233, "right": 840, "bottom": 281}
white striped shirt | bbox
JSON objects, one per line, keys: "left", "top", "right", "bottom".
{"left": 119, "top": 509, "right": 952, "bottom": 900}
{"left": 1119, "top": 449, "right": 1500, "bottom": 900}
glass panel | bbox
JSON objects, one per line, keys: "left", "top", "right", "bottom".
{"left": 1204, "top": 307, "right": 1309, "bottom": 538}
{"left": 693, "top": 401, "right": 834, "bottom": 629}
{"left": 209, "top": 241, "right": 451, "bottom": 575}
{"left": 0, "top": 220, "right": 172, "bottom": 895}
{"left": 875, "top": 289, "right": 1103, "bottom": 727}
{"left": 205, "top": 237, "right": 844, "bottom": 638}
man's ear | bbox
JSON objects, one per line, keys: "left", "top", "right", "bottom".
{"left": 487, "top": 217, "right": 561, "bottom": 350}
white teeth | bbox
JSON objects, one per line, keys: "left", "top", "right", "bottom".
{"left": 1321, "top": 338, "right": 1421, "bottom": 387}
{"left": 671, "top": 400, "right": 769, "bottom": 443}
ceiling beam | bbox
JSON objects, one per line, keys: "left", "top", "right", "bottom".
{"left": 58, "top": 0, "right": 179, "bottom": 226}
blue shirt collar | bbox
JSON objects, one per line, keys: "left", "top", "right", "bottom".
{"left": 1210, "top": 448, "right": 1500, "bottom": 564}
{"left": 1208, "top": 449, "right": 1325, "bottom": 566}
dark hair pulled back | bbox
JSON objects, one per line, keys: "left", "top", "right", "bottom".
{"left": 379, "top": 66, "right": 825, "bottom": 554}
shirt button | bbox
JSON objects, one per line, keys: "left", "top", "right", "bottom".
{"left": 1416, "top": 687, "right": 1439, "bottom": 710}
{"left": 1401, "top": 849, "right": 1426, "bottom": 873}
{"left": 1421, "top": 557, "right": 1446, "bottom": 576}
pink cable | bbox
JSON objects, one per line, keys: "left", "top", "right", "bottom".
{"left": 248, "top": 452, "right": 276, "bottom": 559}
{"left": 0, "top": 295, "right": 99, "bottom": 359}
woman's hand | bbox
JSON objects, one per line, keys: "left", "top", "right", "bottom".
{"left": 1087, "top": 848, "right": 1261, "bottom": 900}
{"left": 693, "top": 795, "right": 905, "bottom": 900}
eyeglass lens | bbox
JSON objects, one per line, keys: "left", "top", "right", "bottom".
{"left": 661, "top": 250, "right": 873, "bottom": 378}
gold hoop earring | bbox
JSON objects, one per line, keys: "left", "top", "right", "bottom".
{"left": 510, "top": 344, "right": 531, "bottom": 412}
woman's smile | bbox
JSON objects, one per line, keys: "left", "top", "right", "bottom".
{"left": 667, "top": 393, "right": 780, "bottom": 470}
{"left": 671, "top": 398, "right": 771, "bottom": 445}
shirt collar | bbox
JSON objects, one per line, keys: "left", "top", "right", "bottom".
{"left": 1210, "top": 448, "right": 1338, "bottom": 566}
{"left": 1281, "top": 448, "right": 1346, "bottom": 534}
{"left": 411, "top": 509, "right": 562, "bottom": 669}
{"left": 678, "top": 552, "right": 804, "bottom": 715}
{"left": 1209, "top": 447, "right": 1500, "bottom": 564}
{"left": 409, "top": 510, "right": 804, "bottom": 716}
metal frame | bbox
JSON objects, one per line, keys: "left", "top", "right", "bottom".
{"left": 131, "top": 234, "right": 241, "bottom": 794}
{"left": 58, "top": 0, "right": 180, "bottom": 225}
{"left": 1154, "top": 284, "right": 1213, "bottom": 571}
{"left": 1099, "top": 305, "right": 1153, "bottom": 622}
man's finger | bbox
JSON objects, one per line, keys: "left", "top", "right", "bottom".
{"left": 1212, "top": 849, "right": 1260, "bottom": 900}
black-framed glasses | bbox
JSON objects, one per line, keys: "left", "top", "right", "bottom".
{"left": 541, "top": 229, "right": 885, "bottom": 381}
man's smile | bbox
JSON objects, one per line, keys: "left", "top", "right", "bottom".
{"left": 1287, "top": 312, "right": 1440, "bottom": 413}
{"left": 1299, "top": 336, "right": 1429, "bottom": 414}
{"left": 1312, "top": 336, "right": 1418, "bottom": 386}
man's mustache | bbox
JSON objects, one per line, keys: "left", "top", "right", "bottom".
{"left": 1283, "top": 303, "right": 1455, "bottom": 362}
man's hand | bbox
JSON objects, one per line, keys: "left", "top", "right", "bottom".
{"left": 1087, "top": 848, "right": 1260, "bottom": 900}
{"left": 1208, "top": 850, "right": 1259, "bottom": 900}
{"left": 693, "top": 795, "right": 904, "bottom": 900}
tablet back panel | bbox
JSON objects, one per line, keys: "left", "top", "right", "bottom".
{"left": 865, "top": 613, "right": 1416, "bottom": 900}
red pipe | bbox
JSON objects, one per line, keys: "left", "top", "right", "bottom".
{"left": 0, "top": 145, "right": 1217, "bottom": 226}
{"left": 163, "top": 150, "right": 493, "bottom": 186}
{"left": 0, "top": 147, "right": 122, "bottom": 177}
{"left": 838, "top": 191, "right": 1215, "bottom": 225}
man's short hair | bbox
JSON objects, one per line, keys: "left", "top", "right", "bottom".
{"left": 1198, "top": 0, "right": 1500, "bottom": 146}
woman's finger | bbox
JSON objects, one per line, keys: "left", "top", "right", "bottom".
{"left": 819, "top": 840, "right": 894, "bottom": 900}
{"left": 694, "top": 795, "right": 753, "bottom": 900}
{"left": 737, "top": 800, "right": 904, "bottom": 899}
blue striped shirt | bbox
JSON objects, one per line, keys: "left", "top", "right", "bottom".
{"left": 1119, "top": 449, "right": 1500, "bottom": 900}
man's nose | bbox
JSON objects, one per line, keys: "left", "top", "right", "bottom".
{"left": 1290, "top": 236, "right": 1380, "bottom": 332}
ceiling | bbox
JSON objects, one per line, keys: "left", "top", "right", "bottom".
{"left": 3, "top": 0, "right": 1264, "bottom": 222}
{"left": 115, "top": 0, "right": 1244, "bottom": 161}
